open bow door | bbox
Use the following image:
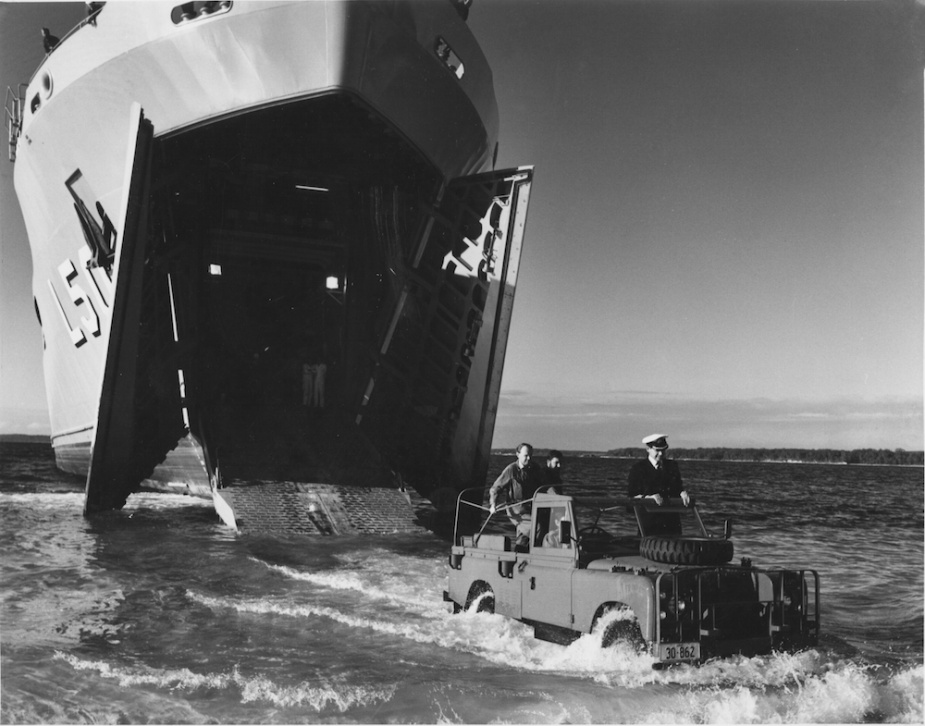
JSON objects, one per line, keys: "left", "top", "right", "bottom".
{"left": 355, "top": 166, "right": 533, "bottom": 504}
{"left": 85, "top": 104, "right": 185, "bottom": 513}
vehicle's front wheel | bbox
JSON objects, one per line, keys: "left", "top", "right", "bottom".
{"left": 594, "top": 605, "right": 645, "bottom": 651}
{"left": 465, "top": 582, "right": 495, "bottom": 613}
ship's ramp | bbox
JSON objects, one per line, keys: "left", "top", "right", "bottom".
{"left": 214, "top": 481, "right": 424, "bottom": 535}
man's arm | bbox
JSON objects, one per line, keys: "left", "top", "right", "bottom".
{"left": 629, "top": 462, "right": 668, "bottom": 504}
{"left": 488, "top": 464, "right": 513, "bottom": 513}
{"left": 668, "top": 462, "right": 691, "bottom": 505}
{"left": 627, "top": 462, "right": 645, "bottom": 498}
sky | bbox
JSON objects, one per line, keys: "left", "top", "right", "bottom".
{"left": 1, "top": 0, "right": 923, "bottom": 452}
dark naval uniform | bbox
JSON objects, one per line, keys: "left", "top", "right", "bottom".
{"left": 627, "top": 458, "right": 684, "bottom": 500}
{"left": 627, "top": 458, "right": 685, "bottom": 535}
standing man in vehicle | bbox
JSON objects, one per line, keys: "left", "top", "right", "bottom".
{"left": 543, "top": 449, "right": 565, "bottom": 494}
{"left": 627, "top": 434, "right": 690, "bottom": 534}
{"left": 488, "top": 443, "right": 544, "bottom": 550}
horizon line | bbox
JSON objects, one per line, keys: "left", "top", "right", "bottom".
{"left": 2, "top": 434, "right": 921, "bottom": 455}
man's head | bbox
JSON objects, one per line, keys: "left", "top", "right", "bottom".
{"left": 643, "top": 433, "right": 668, "bottom": 464}
{"left": 515, "top": 443, "right": 533, "bottom": 468}
{"left": 546, "top": 449, "right": 563, "bottom": 469}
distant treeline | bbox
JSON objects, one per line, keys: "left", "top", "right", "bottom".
{"left": 605, "top": 447, "right": 924, "bottom": 466}
{"left": 0, "top": 434, "right": 49, "bottom": 443}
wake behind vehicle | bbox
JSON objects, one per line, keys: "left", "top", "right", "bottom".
{"left": 444, "top": 491, "right": 819, "bottom": 666}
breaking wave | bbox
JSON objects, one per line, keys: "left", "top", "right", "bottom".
{"left": 52, "top": 652, "right": 396, "bottom": 711}
{"left": 184, "top": 586, "right": 924, "bottom": 724}
{"left": 5, "top": 451, "right": 922, "bottom": 724}
{"left": 254, "top": 558, "right": 443, "bottom": 616}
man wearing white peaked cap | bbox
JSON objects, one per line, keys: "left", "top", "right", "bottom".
{"left": 627, "top": 433, "right": 691, "bottom": 534}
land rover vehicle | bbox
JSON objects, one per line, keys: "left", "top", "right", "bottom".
{"left": 444, "top": 491, "right": 819, "bottom": 666}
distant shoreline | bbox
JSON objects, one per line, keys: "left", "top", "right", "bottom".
{"left": 600, "top": 455, "right": 924, "bottom": 468}
{"left": 5, "top": 437, "right": 922, "bottom": 467}
{"left": 491, "top": 447, "right": 924, "bottom": 467}
{"left": 0, "top": 434, "right": 50, "bottom": 443}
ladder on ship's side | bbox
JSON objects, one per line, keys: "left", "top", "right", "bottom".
{"left": 5, "top": 85, "right": 26, "bottom": 162}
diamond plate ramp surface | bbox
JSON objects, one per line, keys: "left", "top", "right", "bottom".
{"left": 217, "top": 482, "right": 421, "bottom": 535}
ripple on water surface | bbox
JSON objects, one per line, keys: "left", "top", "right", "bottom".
{"left": 1, "top": 450, "right": 922, "bottom": 723}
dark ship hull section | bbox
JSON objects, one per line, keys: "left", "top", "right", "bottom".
{"left": 84, "top": 93, "right": 532, "bottom": 518}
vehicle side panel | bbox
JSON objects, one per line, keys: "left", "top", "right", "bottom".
{"left": 520, "top": 556, "right": 574, "bottom": 628}
{"left": 571, "top": 571, "right": 657, "bottom": 639}
{"left": 448, "top": 550, "right": 521, "bottom": 618}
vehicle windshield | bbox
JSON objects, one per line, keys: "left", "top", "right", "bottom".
{"left": 572, "top": 498, "right": 640, "bottom": 538}
{"left": 459, "top": 493, "right": 710, "bottom": 553}
{"left": 573, "top": 496, "right": 707, "bottom": 545}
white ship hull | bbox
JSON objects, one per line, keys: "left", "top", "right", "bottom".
{"left": 11, "top": 0, "right": 532, "bottom": 527}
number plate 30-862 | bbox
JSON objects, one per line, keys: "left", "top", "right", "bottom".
{"left": 658, "top": 642, "right": 700, "bottom": 662}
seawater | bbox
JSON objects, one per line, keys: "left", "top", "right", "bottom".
{"left": 1, "top": 442, "right": 922, "bottom": 724}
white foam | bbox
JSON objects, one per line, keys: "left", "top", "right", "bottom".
{"left": 882, "top": 663, "right": 925, "bottom": 723}
{"left": 186, "top": 589, "right": 661, "bottom": 685}
{"left": 620, "top": 659, "right": 925, "bottom": 724}
{"left": 0, "top": 492, "right": 85, "bottom": 509}
{"left": 237, "top": 672, "right": 394, "bottom": 710}
{"left": 184, "top": 567, "right": 924, "bottom": 723}
{"left": 123, "top": 492, "right": 213, "bottom": 510}
{"left": 255, "top": 559, "right": 443, "bottom": 616}
{"left": 53, "top": 652, "right": 395, "bottom": 712}
{"left": 54, "top": 651, "right": 234, "bottom": 689}
{"left": 1, "top": 492, "right": 211, "bottom": 510}
{"left": 55, "top": 599, "right": 924, "bottom": 724}
{"left": 187, "top": 590, "right": 446, "bottom": 645}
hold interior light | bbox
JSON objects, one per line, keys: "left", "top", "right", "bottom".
{"left": 325, "top": 275, "right": 339, "bottom": 290}
{"left": 209, "top": 263, "right": 222, "bottom": 276}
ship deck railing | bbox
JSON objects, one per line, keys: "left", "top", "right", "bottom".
{"left": 24, "top": 3, "right": 107, "bottom": 87}
{"left": 27, "top": 3, "right": 238, "bottom": 87}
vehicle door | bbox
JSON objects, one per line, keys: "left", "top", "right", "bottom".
{"left": 520, "top": 503, "right": 577, "bottom": 628}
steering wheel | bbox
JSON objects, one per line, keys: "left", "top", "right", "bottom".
{"left": 578, "top": 525, "right": 611, "bottom": 539}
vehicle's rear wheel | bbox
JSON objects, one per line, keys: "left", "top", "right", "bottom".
{"left": 640, "top": 535, "right": 734, "bottom": 566}
{"left": 465, "top": 582, "right": 495, "bottom": 613}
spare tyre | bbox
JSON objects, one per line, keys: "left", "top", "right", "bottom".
{"left": 640, "top": 536, "right": 734, "bottom": 566}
